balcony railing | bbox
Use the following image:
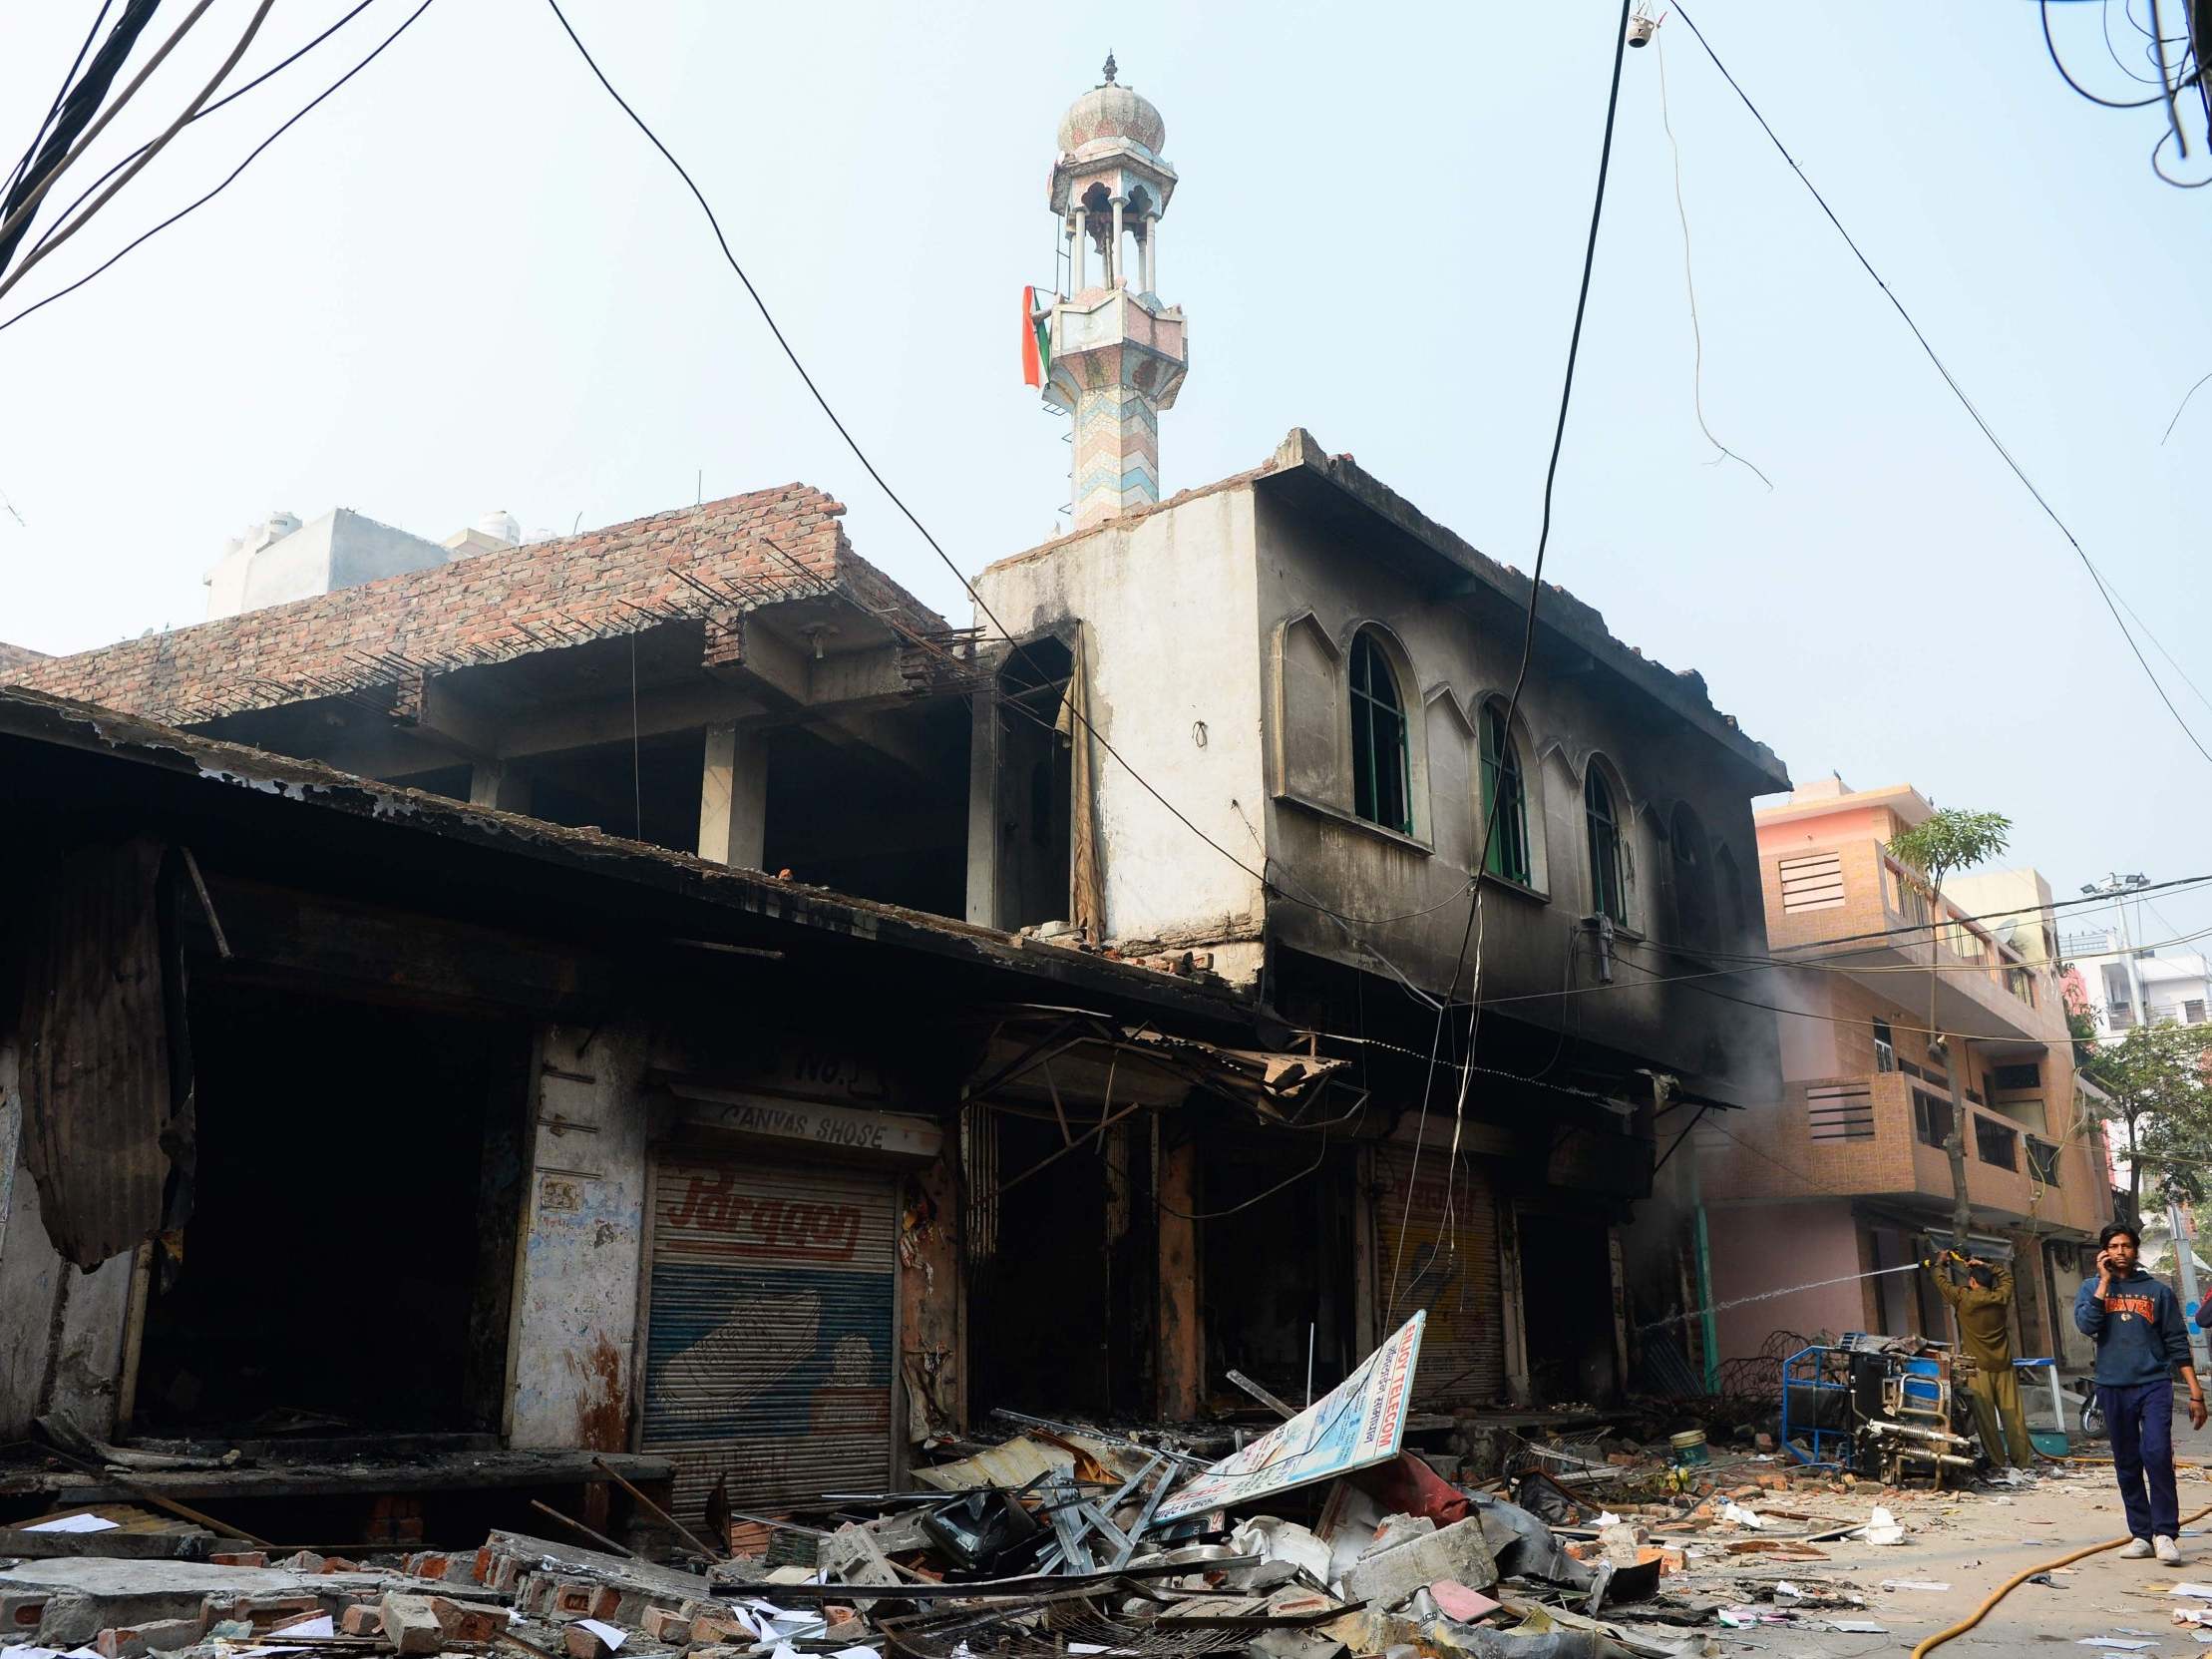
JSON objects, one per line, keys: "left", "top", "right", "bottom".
{"left": 1763, "top": 844, "right": 2055, "bottom": 1041}
{"left": 1699, "top": 1071, "right": 2106, "bottom": 1230}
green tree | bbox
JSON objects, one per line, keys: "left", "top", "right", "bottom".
{"left": 2059, "top": 964, "right": 2103, "bottom": 1074}
{"left": 1888, "top": 808, "right": 2013, "bottom": 1247}
{"left": 2101, "top": 1020, "right": 2212, "bottom": 1219}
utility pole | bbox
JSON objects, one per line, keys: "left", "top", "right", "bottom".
{"left": 2081, "top": 873, "right": 2205, "bottom": 1364}
{"left": 2084, "top": 872, "right": 2153, "bottom": 1032}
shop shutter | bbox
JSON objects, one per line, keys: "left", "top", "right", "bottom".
{"left": 1371, "top": 1145, "right": 1504, "bottom": 1408}
{"left": 642, "top": 1152, "right": 898, "bottom": 1522}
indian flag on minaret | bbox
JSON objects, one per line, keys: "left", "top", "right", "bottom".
{"left": 1021, "top": 286, "right": 1050, "bottom": 388}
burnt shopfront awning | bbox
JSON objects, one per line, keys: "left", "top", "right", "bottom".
{"left": 957, "top": 1008, "right": 1350, "bottom": 1424}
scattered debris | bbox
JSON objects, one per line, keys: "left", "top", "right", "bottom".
{"left": 0, "top": 1320, "right": 2149, "bottom": 1659}
{"left": 1857, "top": 1505, "right": 1907, "bottom": 1545}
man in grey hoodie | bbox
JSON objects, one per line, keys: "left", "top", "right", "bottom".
{"left": 2075, "top": 1222, "right": 2207, "bottom": 1563}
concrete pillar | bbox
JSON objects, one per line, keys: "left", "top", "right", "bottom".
{"left": 964, "top": 692, "right": 1000, "bottom": 928}
{"left": 1072, "top": 211, "right": 1086, "bottom": 292}
{"left": 1157, "top": 1127, "right": 1202, "bottom": 1420}
{"left": 1109, "top": 196, "right": 1125, "bottom": 285}
{"left": 469, "top": 761, "right": 530, "bottom": 814}
{"left": 697, "top": 721, "right": 768, "bottom": 869}
{"left": 1141, "top": 219, "right": 1155, "bottom": 293}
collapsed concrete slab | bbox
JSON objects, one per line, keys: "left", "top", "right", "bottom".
{"left": 1338, "top": 1514, "right": 1500, "bottom": 1607}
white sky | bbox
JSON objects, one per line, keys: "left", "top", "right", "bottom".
{"left": 1, "top": 1, "right": 2208, "bottom": 944}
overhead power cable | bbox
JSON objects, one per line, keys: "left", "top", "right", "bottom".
{"left": 2, "top": 0, "right": 438, "bottom": 338}
{"left": 5, "top": 2, "right": 117, "bottom": 205}
{"left": 538, "top": 0, "right": 1507, "bottom": 939}
{"left": 0, "top": 0, "right": 282, "bottom": 305}
{"left": 2038, "top": 0, "right": 2212, "bottom": 184}
{"left": 1671, "top": 2, "right": 2212, "bottom": 769}
{"left": 1653, "top": 34, "right": 1771, "bottom": 490}
{"left": 2040, "top": 0, "right": 2175, "bottom": 104}
{"left": 16, "top": 0, "right": 385, "bottom": 271}
{"left": 1640, "top": 916, "right": 2212, "bottom": 982}
{"left": 0, "top": 0, "right": 173, "bottom": 274}
{"left": 1390, "top": 0, "right": 1636, "bottom": 1321}
{"left": 1608, "top": 943, "right": 2082, "bottom": 1043}
{"left": 2162, "top": 368, "right": 2212, "bottom": 442}
{"left": 1742, "top": 869, "right": 2212, "bottom": 957}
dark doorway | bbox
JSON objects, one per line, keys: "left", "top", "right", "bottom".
{"left": 991, "top": 637, "right": 1073, "bottom": 931}
{"left": 527, "top": 730, "right": 706, "bottom": 855}
{"left": 133, "top": 983, "right": 531, "bottom": 1439}
{"left": 1200, "top": 1125, "right": 1354, "bottom": 1407}
{"left": 761, "top": 710, "right": 970, "bottom": 916}
{"left": 965, "top": 1106, "right": 1144, "bottom": 1421}
{"left": 1871, "top": 1226, "right": 1916, "bottom": 1336}
{"left": 1520, "top": 1216, "right": 1618, "bottom": 1405}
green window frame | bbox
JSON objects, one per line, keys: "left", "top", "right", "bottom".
{"left": 1349, "top": 631, "right": 1410, "bottom": 834}
{"left": 1478, "top": 703, "right": 1531, "bottom": 884}
{"left": 1585, "top": 766, "right": 1627, "bottom": 924}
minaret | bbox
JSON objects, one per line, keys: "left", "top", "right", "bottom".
{"left": 1042, "top": 56, "right": 1187, "bottom": 530}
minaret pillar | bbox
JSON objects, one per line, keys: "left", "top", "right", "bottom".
{"left": 1039, "top": 56, "right": 1186, "bottom": 528}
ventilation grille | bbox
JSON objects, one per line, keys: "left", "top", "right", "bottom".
{"left": 1779, "top": 852, "right": 1846, "bottom": 913}
{"left": 1807, "top": 1082, "right": 1875, "bottom": 1141}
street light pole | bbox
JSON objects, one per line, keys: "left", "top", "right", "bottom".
{"left": 2082, "top": 873, "right": 2207, "bottom": 1363}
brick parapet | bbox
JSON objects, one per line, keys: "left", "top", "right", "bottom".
{"left": 10, "top": 486, "right": 948, "bottom": 724}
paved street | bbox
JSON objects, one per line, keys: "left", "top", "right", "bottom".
{"left": 1727, "top": 1404, "right": 2212, "bottom": 1655}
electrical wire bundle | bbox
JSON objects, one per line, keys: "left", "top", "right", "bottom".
{"left": 2038, "top": 0, "right": 2212, "bottom": 187}
{"left": 0, "top": 0, "right": 439, "bottom": 335}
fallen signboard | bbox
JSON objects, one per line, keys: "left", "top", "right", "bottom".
{"left": 1153, "top": 1311, "right": 1425, "bottom": 1523}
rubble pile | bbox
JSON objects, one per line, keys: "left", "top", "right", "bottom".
{"left": 0, "top": 1320, "right": 2106, "bottom": 1659}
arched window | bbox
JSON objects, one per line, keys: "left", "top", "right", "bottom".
{"left": 1671, "top": 803, "right": 1713, "bottom": 950}
{"left": 1479, "top": 702, "right": 1531, "bottom": 884}
{"left": 1585, "top": 766, "right": 1628, "bottom": 924}
{"left": 1714, "top": 844, "right": 1745, "bottom": 946}
{"left": 1349, "top": 630, "right": 1410, "bottom": 833}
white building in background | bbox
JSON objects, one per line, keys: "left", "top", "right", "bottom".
{"left": 2060, "top": 924, "right": 2211, "bottom": 1038}
{"left": 202, "top": 507, "right": 533, "bottom": 621}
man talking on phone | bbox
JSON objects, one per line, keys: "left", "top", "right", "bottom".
{"left": 2075, "top": 1221, "right": 2207, "bottom": 1564}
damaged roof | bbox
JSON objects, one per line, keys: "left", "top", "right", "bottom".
{"left": 2, "top": 485, "right": 949, "bottom": 727}
{"left": 981, "top": 428, "right": 1789, "bottom": 790}
{"left": 0, "top": 685, "right": 1261, "bottom": 1036}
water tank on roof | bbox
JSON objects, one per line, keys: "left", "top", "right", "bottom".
{"left": 475, "top": 510, "right": 522, "bottom": 547}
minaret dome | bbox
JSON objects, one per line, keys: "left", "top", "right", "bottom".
{"left": 1035, "top": 56, "right": 1189, "bottom": 530}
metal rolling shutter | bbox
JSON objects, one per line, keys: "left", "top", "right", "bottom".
{"left": 642, "top": 1152, "right": 897, "bottom": 1522}
{"left": 1372, "top": 1145, "right": 1505, "bottom": 1408}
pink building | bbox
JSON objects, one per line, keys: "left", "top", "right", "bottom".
{"left": 1697, "top": 779, "right": 2114, "bottom": 1373}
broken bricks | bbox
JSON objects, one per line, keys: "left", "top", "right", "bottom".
{"left": 376, "top": 1592, "right": 444, "bottom": 1657}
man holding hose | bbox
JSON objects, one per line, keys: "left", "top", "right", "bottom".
{"left": 1929, "top": 1252, "right": 2033, "bottom": 1468}
{"left": 2075, "top": 1221, "right": 2207, "bottom": 1563}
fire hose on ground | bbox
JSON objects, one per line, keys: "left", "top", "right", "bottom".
{"left": 1910, "top": 1489, "right": 2212, "bottom": 1658}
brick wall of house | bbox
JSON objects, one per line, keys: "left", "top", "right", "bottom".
{"left": 10, "top": 485, "right": 947, "bottom": 725}
{"left": 1710, "top": 901, "right": 2110, "bottom": 1233}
